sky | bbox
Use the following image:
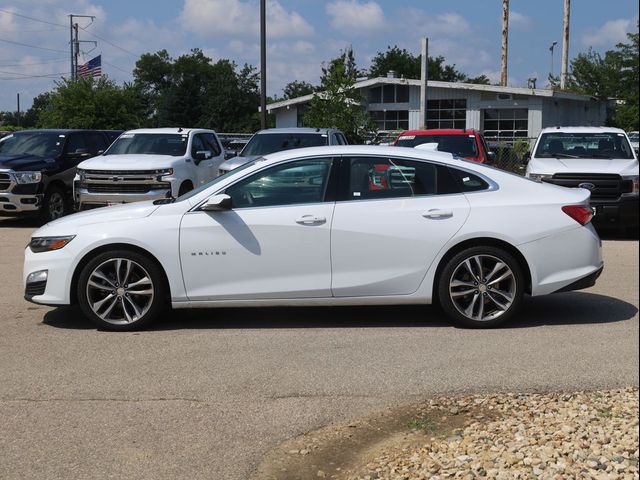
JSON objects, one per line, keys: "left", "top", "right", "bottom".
{"left": 0, "top": 0, "right": 638, "bottom": 111}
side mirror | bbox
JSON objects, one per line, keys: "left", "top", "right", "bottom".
{"left": 66, "top": 148, "right": 91, "bottom": 159}
{"left": 201, "top": 194, "right": 232, "bottom": 211}
{"left": 522, "top": 151, "right": 531, "bottom": 164}
{"left": 194, "top": 150, "right": 212, "bottom": 162}
{"left": 487, "top": 151, "right": 496, "bottom": 163}
{"left": 224, "top": 150, "right": 237, "bottom": 160}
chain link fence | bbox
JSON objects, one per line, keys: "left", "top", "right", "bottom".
{"left": 485, "top": 137, "right": 535, "bottom": 176}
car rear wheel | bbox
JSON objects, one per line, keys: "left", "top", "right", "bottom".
{"left": 438, "top": 246, "right": 524, "bottom": 328}
{"left": 77, "top": 250, "right": 167, "bottom": 331}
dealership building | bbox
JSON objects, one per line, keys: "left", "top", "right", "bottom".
{"left": 266, "top": 75, "right": 609, "bottom": 140}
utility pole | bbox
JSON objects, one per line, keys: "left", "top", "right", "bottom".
{"left": 560, "top": 0, "right": 570, "bottom": 90}
{"left": 420, "top": 37, "right": 429, "bottom": 129}
{"left": 68, "top": 14, "right": 96, "bottom": 80}
{"left": 259, "top": 0, "right": 267, "bottom": 130}
{"left": 500, "top": 0, "right": 509, "bottom": 86}
{"left": 16, "top": 93, "right": 20, "bottom": 127}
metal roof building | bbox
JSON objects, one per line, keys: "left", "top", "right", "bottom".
{"left": 266, "top": 76, "right": 608, "bottom": 141}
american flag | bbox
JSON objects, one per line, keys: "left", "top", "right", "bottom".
{"left": 77, "top": 55, "right": 102, "bottom": 77}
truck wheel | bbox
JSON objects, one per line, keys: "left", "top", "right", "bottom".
{"left": 178, "top": 182, "right": 193, "bottom": 196}
{"left": 41, "top": 186, "right": 69, "bottom": 222}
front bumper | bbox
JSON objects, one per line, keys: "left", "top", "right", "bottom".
{"left": 23, "top": 246, "right": 75, "bottom": 305}
{"left": 75, "top": 187, "right": 171, "bottom": 210}
{"left": 591, "top": 196, "right": 639, "bottom": 228}
{"left": 0, "top": 192, "right": 42, "bottom": 215}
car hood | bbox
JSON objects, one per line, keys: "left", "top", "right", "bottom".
{"left": 530, "top": 157, "right": 639, "bottom": 176}
{"left": 0, "top": 154, "right": 58, "bottom": 172}
{"left": 78, "top": 154, "right": 183, "bottom": 170}
{"left": 33, "top": 201, "right": 160, "bottom": 237}
{"left": 219, "top": 155, "right": 259, "bottom": 171}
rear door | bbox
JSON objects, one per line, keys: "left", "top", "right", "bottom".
{"left": 330, "top": 155, "right": 471, "bottom": 297}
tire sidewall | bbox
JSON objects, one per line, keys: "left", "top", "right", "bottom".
{"left": 438, "top": 246, "right": 525, "bottom": 328}
{"left": 77, "top": 250, "right": 167, "bottom": 331}
{"left": 41, "top": 186, "right": 68, "bottom": 222}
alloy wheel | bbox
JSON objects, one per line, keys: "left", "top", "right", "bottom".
{"left": 48, "top": 192, "right": 65, "bottom": 220}
{"left": 448, "top": 254, "right": 516, "bottom": 322}
{"left": 85, "top": 258, "right": 155, "bottom": 325}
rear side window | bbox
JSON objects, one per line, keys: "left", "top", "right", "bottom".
{"left": 344, "top": 157, "right": 460, "bottom": 200}
{"left": 448, "top": 168, "right": 490, "bottom": 192}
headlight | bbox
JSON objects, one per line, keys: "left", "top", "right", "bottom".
{"left": 76, "top": 169, "right": 86, "bottom": 181}
{"left": 622, "top": 175, "right": 639, "bottom": 196}
{"left": 14, "top": 171, "right": 42, "bottom": 184}
{"left": 528, "top": 173, "right": 552, "bottom": 183}
{"left": 29, "top": 236, "right": 75, "bottom": 253}
{"left": 156, "top": 168, "right": 174, "bottom": 181}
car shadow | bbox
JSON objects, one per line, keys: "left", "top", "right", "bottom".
{"left": 42, "top": 291, "right": 637, "bottom": 331}
{"left": 597, "top": 227, "right": 639, "bottom": 241}
{"left": 0, "top": 217, "right": 43, "bottom": 229}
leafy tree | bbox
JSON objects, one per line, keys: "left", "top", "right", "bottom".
{"left": 569, "top": 23, "right": 639, "bottom": 130}
{"left": 368, "top": 45, "right": 490, "bottom": 84}
{"left": 133, "top": 49, "right": 260, "bottom": 132}
{"left": 37, "top": 77, "right": 148, "bottom": 129}
{"left": 303, "top": 47, "right": 375, "bottom": 143}
{"left": 282, "top": 80, "right": 316, "bottom": 99}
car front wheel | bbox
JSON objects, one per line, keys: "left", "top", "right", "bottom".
{"left": 77, "top": 250, "right": 167, "bottom": 330}
{"left": 438, "top": 246, "right": 524, "bottom": 328}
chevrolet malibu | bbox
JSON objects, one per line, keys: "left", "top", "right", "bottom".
{"left": 24, "top": 146, "right": 603, "bottom": 331}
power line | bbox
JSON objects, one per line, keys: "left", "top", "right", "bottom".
{"left": 0, "top": 7, "right": 67, "bottom": 28}
{"left": 0, "top": 58, "right": 68, "bottom": 68}
{"left": 102, "top": 59, "right": 130, "bottom": 75}
{"left": 0, "top": 37, "right": 69, "bottom": 53}
{"left": 0, "top": 72, "right": 67, "bottom": 81}
{"left": 79, "top": 26, "right": 138, "bottom": 57}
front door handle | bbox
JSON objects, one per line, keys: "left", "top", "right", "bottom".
{"left": 422, "top": 209, "right": 453, "bottom": 219}
{"left": 295, "top": 215, "right": 326, "bottom": 225}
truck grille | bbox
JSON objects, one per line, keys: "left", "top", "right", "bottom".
{"left": 81, "top": 170, "right": 171, "bottom": 195}
{"left": 0, "top": 173, "right": 12, "bottom": 192}
{"left": 546, "top": 174, "right": 626, "bottom": 201}
{"left": 87, "top": 184, "right": 164, "bottom": 194}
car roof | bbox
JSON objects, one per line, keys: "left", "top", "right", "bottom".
{"left": 255, "top": 127, "right": 337, "bottom": 135}
{"left": 397, "top": 129, "right": 479, "bottom": 136}
{"left": 10, "top": 129, "right": 104, "bottom": 134}
{"left": 539, "top": 126, "right": 627, "bottom": 134}
{"left": 123, "top": 128, "right": 215, "bottom": 135}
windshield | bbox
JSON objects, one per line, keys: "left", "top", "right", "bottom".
{"left": 534, "top": 132, "right": 635, "bottom": 159}
{"left": 395, "top": 134, "right": 479, "bottom": 158}
{"left": 0, "top": 132, "right": 65, "bottom": 157}
{"left": 105, "top": 133, "right": 188, "bottom": 156}
{"left": 240, "top": 133, "right": 328, "bottom": 156}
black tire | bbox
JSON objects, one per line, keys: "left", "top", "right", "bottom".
{"left": 41, "top": 185, "right": 69, "bottom": 222}
{"left": 77, "top": 249, "right": 168, "bottom": 331}
{"left": 437, "top": 246, "right": 525, "bottom": 328}
{"left": 178, "top": 182, "right": 193, "bottom": 196}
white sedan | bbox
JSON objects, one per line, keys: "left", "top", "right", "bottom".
{"left": 23, "top": 146, "right": 603, "bottom": 330}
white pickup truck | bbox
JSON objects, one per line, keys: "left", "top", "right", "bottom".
{"left": 74, "top": 128, "right": 224, "bottom": 210}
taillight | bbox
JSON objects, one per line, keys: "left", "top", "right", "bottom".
{"left": 562, "top": 205, "right": 594, "bottom": 225}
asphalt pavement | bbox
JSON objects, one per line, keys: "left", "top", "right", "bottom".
{"left": 0, "top": 218, "right": 637, "bottom": 479}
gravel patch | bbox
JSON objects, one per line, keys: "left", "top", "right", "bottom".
{"left": 349, "top": 388, "right": 638, "bottom": 480}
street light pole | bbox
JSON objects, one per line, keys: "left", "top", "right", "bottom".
{"left": 549, "top": 41, "right": 558, "bottom": 79}
{"left": 260, "top": 0, "right": 267, "bottom": 130}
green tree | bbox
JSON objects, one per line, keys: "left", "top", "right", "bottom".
{"left": 303, "top": 47, "right": 375, "bottom": 143}
{"left": 37, "top": 77, "right": 148, "bottom": 129}
{"left": 569, "top": 23, "right": 639, "bottom": 130}
{"left": 368, "top": 45, "right": 490, "bottom": 84}
{"left": 282, "top": 80, "right": 316, "bottom": 99}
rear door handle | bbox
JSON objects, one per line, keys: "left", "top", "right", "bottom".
{"left": 422, "top": 209, "right": 453, "bottom": 219}
{"left": 295, "top": 215, "right": 326, "bottom": 225}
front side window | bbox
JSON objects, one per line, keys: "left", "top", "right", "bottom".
{"left": 225, "top": 157, "right": 333, "bottom": 208}
{"left": 191, "top": 135, "right": 205, "bottom": 157}
{"left": 105, "top": 133, "right": 188, "bottom": 156}
{"left": 345, "top": 157, "right": 460, "bottom": 200}
{"left": 534, "top": 132, "right": 635, "bottom": 159}
{"left": 202, "top": 133, "right": 221, "bottom": 156}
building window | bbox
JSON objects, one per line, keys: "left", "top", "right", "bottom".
{"left": 483, "top": 108, "right": 528, "bottom": 139}
{"left": 296, "top": 105, "right": 306, "bottom": 127}
{"left": 370, "top": 110, "right": 409, "bottom": 130}
{"left": 426, "top": 99, "right": 467, "bottom": 129}
{"left": 368, "top": 85, "right": 411, "bottom": 104}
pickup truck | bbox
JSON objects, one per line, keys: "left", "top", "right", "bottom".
{"left": 74, "top": 128, "right": 224, "bottom": 210}
{"left": 526, "top": 126, "right": 639, "bottom": 235}
{"left": 0, "top": 129, "right": 120, "bottom": 221}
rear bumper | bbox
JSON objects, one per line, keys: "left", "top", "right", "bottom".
{"left": 552, "top": 265, "right": 604, "bottom": 293}
{"left": 591, "top": 196, "right": 639, "bottom": 228}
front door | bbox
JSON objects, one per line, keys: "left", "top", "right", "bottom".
{"left": 331, "top": 156, "right": 471, "bottom": 297}
{"left": 180, "top": 157, "right": 336, "bottom": 301}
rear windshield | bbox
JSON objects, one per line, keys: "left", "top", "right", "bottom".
{"left": 241, "top": 133, "right": 328, "bottom": 156}
{"left": 105, "top": 133, "right": 188, "bottom": 156}
{"left": 534, "top": 132, "right": 635, "bottom": 159}
{"left": 395, "top": 134, "right": 478, "bottom": 158}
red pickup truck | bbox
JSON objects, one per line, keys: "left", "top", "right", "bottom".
{"left": 392, "top": 129, "right": 493, "bottom": 164}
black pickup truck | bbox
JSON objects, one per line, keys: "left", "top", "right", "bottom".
{"left": 0, "top": 129, "right": 121, "bottom": 222}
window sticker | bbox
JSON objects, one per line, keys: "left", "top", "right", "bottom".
{"left": 120, "top": 134, "right": 134, "bottom": 138}
{"left": 353, "top": 192, "right": 361, "bottom": 197}
{"left": 400, "top": 135, "right": 415, "bottom": 140}
{"left": 58, "top": 135, "right": 66, "bottom": 138}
